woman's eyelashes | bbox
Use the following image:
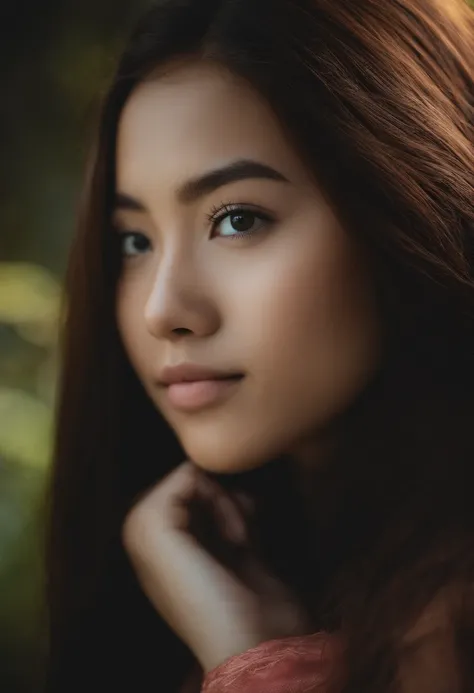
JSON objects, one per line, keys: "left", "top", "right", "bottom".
{"left": 115, "top": 202, "right": 276, "bottom": 259}
{"left": 207, "top": 202, "right": 275, "bottom": 241}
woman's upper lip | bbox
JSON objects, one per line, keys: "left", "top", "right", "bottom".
{"left": 158, "top": 363, "right": 244, "bottom": 386}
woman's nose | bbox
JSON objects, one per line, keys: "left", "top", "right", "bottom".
{"left": 143, "top": 261, "right": 220, "bottom": 341}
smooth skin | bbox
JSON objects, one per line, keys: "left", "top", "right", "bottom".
{"left": 116, "top": 59, "right": 380, "bottom": 672}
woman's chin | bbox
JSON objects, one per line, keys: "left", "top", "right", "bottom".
{"left": 177, "top": 428, "right": 290, "bottom": 476}
{"left": 186, "top": 451, "right": 271, "bottom": 476}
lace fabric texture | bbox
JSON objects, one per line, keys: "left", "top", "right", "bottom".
{"left": 200, "top": 632, "right": 344, "bottom": 693}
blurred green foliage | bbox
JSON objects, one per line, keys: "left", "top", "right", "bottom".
{"left": 1, "top": 1, "right": 473, "bottom": 691}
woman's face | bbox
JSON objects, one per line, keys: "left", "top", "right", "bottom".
{"left": 114, "top": 59, "right": 380, "bottom": 474}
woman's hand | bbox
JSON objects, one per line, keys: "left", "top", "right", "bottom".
{"left": 122, "top": 461, "right": 313, "bottom": 673}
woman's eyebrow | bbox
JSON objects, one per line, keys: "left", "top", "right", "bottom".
{"left": 113, "top": 158, "right": 290, "bottom": 212}
{"left": 177, "top": 159, "right": 290, "bottom": 203}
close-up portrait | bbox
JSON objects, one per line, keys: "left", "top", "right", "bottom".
{"left": 1, "top": 1, "right": 473, "bottom": 692}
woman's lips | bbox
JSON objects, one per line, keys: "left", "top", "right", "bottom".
{"left": 165, "top": 375, "right": 244, "bottom": 412}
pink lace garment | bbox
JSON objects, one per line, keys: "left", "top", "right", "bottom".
{"left": 180, "top": 632, "right": 345, "bottom": 693}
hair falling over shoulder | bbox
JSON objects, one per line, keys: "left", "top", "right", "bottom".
{"left": 44, "top": 1, "right": 474, "bottom": 692}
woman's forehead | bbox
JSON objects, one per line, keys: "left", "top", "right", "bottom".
{"left": 115, "top": 64, "right": 312, "bottom": 202}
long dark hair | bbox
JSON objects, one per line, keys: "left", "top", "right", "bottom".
{"left": 45, "top": 1, "right": 474, "bottom": 691}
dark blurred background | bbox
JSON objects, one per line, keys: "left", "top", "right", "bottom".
{"left": 1, "top": 1, "right": 473, "bottom": 691}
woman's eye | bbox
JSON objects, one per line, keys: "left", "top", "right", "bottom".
{"left": 119, "top": 232, "right": 151, "bottom": 258}
{"left": 212, "top": 208, "right": 272, "bottom": 239}
{"left": 116, "top": 207, "right": 272, "bottom": 259}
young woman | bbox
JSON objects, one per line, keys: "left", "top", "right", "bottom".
{"left": 44, "top": 0, "right": 474, "bottom": 691}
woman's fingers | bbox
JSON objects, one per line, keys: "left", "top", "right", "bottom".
{"left": 195, "top": 473, "right": 249, "bottom": 546}
{"left": 124, "top": 461, "right": 252, "bottom": 555}
{"left": 123, "top": 461, "right": 199, "bottom": 549}
{"left": 232, "top": 491, "right": 257, "bottom": 519}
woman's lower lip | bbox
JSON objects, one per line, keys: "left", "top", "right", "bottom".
{"left": 166, "top": 376, "right": 244, "bottom": 412}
